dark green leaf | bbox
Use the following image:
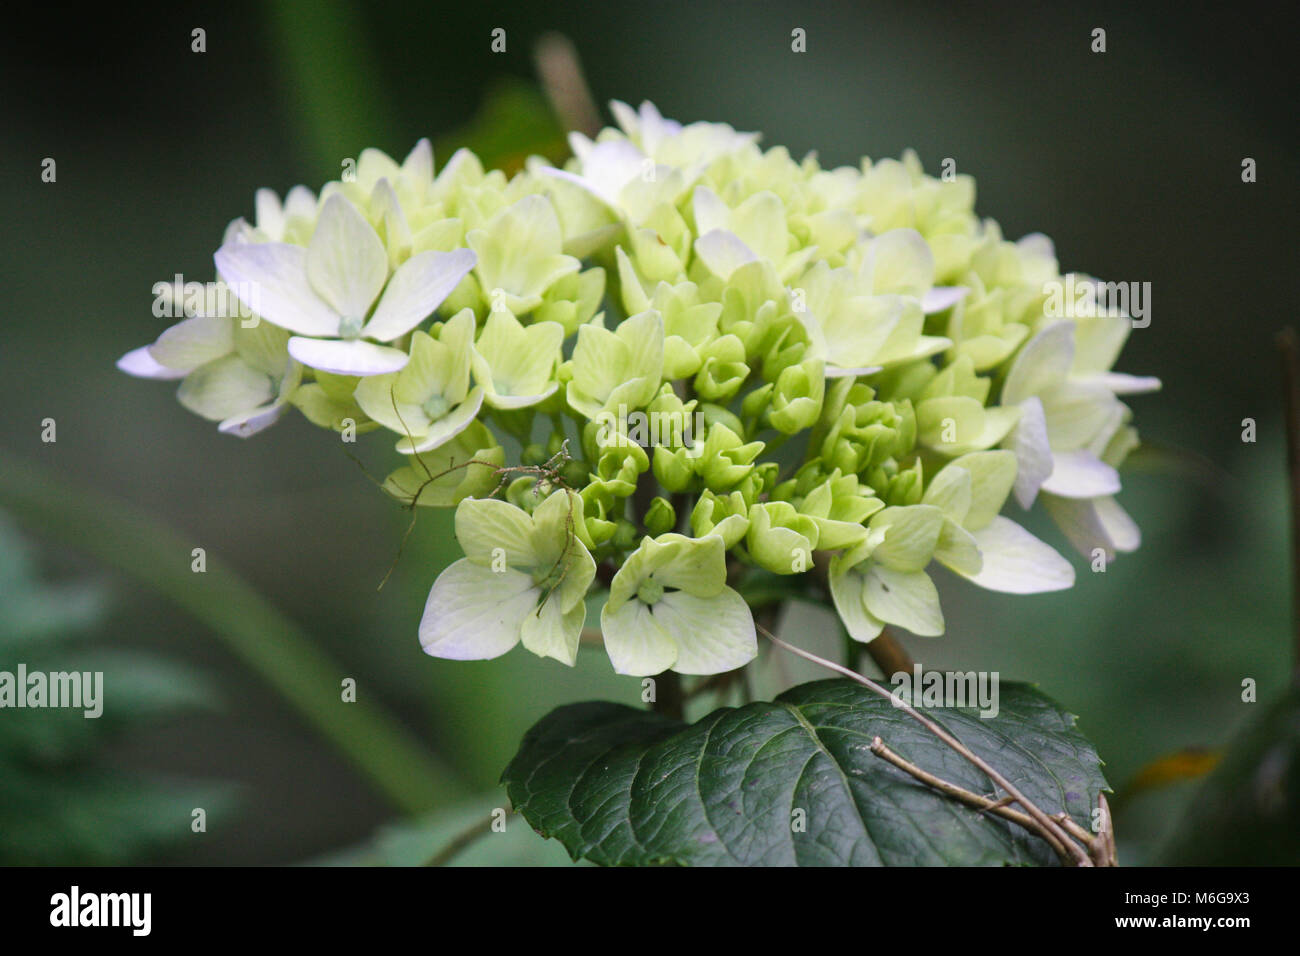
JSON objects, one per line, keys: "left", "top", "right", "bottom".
{"left": 504, "top": 679, "right": 1107, "bottom": 866}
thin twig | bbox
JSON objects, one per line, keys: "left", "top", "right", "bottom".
{"left": 869, "top": 737, "right": 1071, "bottom": 860}
{"left": 758, "top": 623, "right": 1092, "bottom": 866}
{"left": 425, "top": 811, "right": 512, "bottom": 867}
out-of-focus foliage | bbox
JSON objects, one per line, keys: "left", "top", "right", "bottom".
{"left": 1157, "top": 684, "right": 1300, "bottom": 865}
{"left": 312, "top": 792, "right": 573, "bottom": 866}
{"left": 0, "top": 514, "right": 229, "bottom": 864}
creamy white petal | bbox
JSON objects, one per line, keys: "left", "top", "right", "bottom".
{"left": 419, "top": 560, "right": 534, "bottom": 660}
{"left": 1040, "top": 449, "right": 1122, "bottom": 498}
{"left": 1007, "top": 396, "right": 1053, "bottom": 509}
{"left": 213, "top": 242, "right": 340, "bottom": 337}
{"left": 692, "top": 186, "right": 731, "bottom": 236}
{"left": 305, "top": 194, "right": 388, "bottom": 321}
{"left": 116, "top": 345, "right": 187, "bottom": 380}
{"left": 287, "top": 337, "right": 409, "bottom": 376}
{"left": 1042, "top": 493, "right": 1140, "bottom": 561}
{"left": 693, "top": 228, "right": 757, "bottom": 279}
{"left": 922, "top": 286, "right": 969, "bottom": 314}
{"left": 825, "top": 364, "right": 884, "bottom": 378}
{"left": 218, "top": 400, "right": 287, "bottom": 437}
{"left": 1002, "top": 321, "right": 1074, "bottom": 405}
{"left": 961, "top": 516, "right": 1075, "bottom": 594}
{"left": 1076, "top": 372, "right": 1162, "bottom": 395}
{"left": 364, "top": 248, "right": 476, "bottom": 342}
{"left": 575, "top": 139, "right": 646, "bottom": 205}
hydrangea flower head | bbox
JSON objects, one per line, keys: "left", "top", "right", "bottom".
{"left": 121, "top": 101, "right": 1159, "bottom": 676}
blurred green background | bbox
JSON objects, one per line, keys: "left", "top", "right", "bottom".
{"left": 1, "top": 0, "right": 1295, "bottom": 864}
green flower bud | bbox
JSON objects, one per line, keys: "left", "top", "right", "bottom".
{"left": 643, "top": 496, "right": 677, "bottom": 536}
{"left": 746, "top": 501, "right": 820, "bottom": 575}
{"left": 690, "top": 490, "right": 751, "bottom": 548}
{"left": 768, "top": 357, "right": 825, "bottom": 434}
{"left": 698, "top": 423, "right": 765, "bottom": 490}
{"left": 652, "top": 445, "right": 696, "bottom": 493}
{"left": 693, "top": 334, "right": 749, "bottom": 402}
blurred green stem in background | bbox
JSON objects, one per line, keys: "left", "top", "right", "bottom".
{"left": 0, "top": 454, "right": 465, "bottom": 816}
{"left": 266, "top": 0, "right": 398, "bottom": 174}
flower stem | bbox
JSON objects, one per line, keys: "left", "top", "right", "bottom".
{"left": 652, "top": 670, "right": 685, "bottom": 721}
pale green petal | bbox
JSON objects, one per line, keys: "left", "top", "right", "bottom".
{"left": 917, "top": 395, "right": 984, "bottom": 448}
{"left": 354, "top": 356, "right": 429, "bottom": 436}
{"left": 600, "top": 599, "right": 678, "bottom": 676}
{"left": 654, "top": 589, "right": 756, "bottom": 675}
{"left": 404, "top": 387, "right": 484, "bottom": 453}
{"left": 646, "top": 533, "right": 727, "bottom": 596}
{"left": 472, "top": 308, "right": 565, "bottom": 407}
{"left": 864, "top": 228, "right": 934, "bottom": 298}
{"left": 469, "top": 195, "right": 580, "bottom": 306}
{"left": 949, "top": 450, "right": 1018, "bottom": 531}
{"left": 1002, "top": 321, "right": 1074, "bottom": 404}
{"left": 729, "top": 191, "right": 788, "bottom": 265}
{"left": 233, "top": 318, "right": 291, "bottom": 377}
{"left": 519, "top": 597, "right": 585, "bottom": 666}
{"left": 868, "top": 505, "right": 944, "bottom": 572}
{"left": 177, "top": 355, "right": 274, "bottom": 421}
{"left": 454, "top": 496, "right": 540, "bottom": 568}
{"left": 419, "top": 559, "right": 532, "bottom": 660}
{"left": 829, "top": 565, "right": 886, "bottom": 644}
{"left": 934, "top": 519, "right": 983, "bottom": 577}
{"left": 920, "top": 464, "right": 972, "bottom": 524}
{"left": 149, "top": 316, "right": 233, "bottom": 371}
{"left": 863, "top": 565, "right": 944, "bottom": 636}
{"left": 529, "top": 490, "right": 597, "bottom": 612}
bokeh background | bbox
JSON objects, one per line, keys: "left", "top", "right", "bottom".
{"left": 1, "top": 0, "right": 1295, "bottom": 864}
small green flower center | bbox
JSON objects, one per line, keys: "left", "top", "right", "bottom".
{"left": 636, "top": 578, "right": 665, "bottom": 605}
{"left": 338, "top": 315, "right": 364, "bottom": 340}
{"left": 422, "top": 394, "right": 451, "bottom": 421}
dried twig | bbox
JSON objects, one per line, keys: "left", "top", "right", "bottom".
{"left": 758, "top": 623, "right": 1095, "bottom": 866}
